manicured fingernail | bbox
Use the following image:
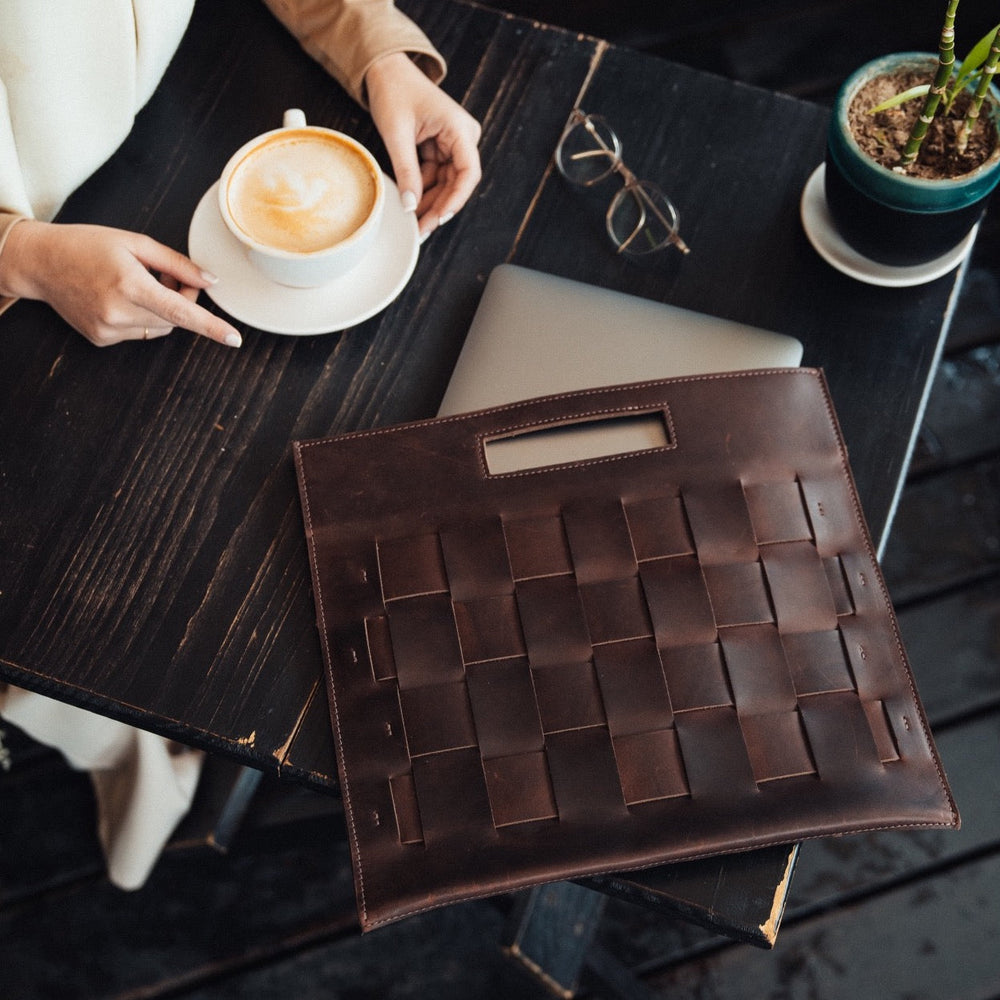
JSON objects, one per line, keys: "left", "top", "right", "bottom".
{"left": 400, "top": 190, "right": 418, "bottom": 212}
{"left": 438, "top": 211, "right": 454, "bottom": 227}
{"left": 201, "top": 269, "right": 220, "bottom": 284}
{"left": 224, "top": 332, "right": 242, "bottom": 348}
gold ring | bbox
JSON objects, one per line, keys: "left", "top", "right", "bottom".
{"left": 143, "top": 328, "right": 149, "bottom": 340}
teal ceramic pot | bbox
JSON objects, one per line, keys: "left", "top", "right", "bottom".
{"left": 825, "top": 52, "right": 1000, "bottom": 266}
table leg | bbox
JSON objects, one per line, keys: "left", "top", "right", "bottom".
{"left": 503, "top": 882, "right": 606, "bottom": 997}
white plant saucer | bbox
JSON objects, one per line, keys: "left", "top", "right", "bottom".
{"left": 800, "top": 164, "right": 977, "bottom": 288}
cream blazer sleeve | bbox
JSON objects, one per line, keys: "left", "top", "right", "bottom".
{"left": 0, "top": 1, "right": 195, "bottom": 313}
{"left": 0, "top": 1, "right": 195, "bottom": 223}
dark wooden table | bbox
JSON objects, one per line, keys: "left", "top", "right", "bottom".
{"left": 0, "top": 0, "right": 963, "bottom": 987}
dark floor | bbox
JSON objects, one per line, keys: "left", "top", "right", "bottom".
{"left": 3, "top": 2, "right": 1000, "bottom": 998}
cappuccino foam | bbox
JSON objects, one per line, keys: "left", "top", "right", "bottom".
{"left": 227, "top": 130, "right": 378, "bottom": 253}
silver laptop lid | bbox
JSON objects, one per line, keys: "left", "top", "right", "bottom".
{"left": 438, "top": 265, "right": 804, "bottom": 474}
{"left": 438, "top": 264, "right": 803, "bottom": 418}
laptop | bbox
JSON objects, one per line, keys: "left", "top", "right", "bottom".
{"left": 438, "top": 265, "right": 803, "bottom": 474}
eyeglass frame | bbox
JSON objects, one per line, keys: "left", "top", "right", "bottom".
{"left": 554, "top": 108, "right": 690, "bottom": 256}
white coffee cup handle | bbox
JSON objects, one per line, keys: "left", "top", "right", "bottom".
{"left": 283, "top": 108, "right": 306, "bottom": 129}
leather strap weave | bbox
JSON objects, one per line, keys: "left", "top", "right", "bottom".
{"left": 294, "top": 369, "right": 957, "bottom": 930}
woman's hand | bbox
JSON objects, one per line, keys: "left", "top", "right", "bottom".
{"left": 365, "top": 53, "right": 482, "bottom": 238}
{"left": 0, "top": 220, "right": 242, "bottom": 348}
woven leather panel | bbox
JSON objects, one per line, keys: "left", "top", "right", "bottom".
{"left": 294, "top": 371, "right": 957, "bottom": 930}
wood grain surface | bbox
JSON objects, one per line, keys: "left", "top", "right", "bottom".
{"left": 2, "top": 2, "right": 996, "bottom": 996}
{"left": 0, "top": 0, "right": 960, "bottom": 791}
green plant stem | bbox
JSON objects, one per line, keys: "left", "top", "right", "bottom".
{"left": 958, "top": 25, "right": 1000, "bottom": 153}
{"left": 901, "top": 0, "right": 961, "bottom": 168}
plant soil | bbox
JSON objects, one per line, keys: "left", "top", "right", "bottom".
{"left": 848, "top": 69, "right": 998, "bottom": 179}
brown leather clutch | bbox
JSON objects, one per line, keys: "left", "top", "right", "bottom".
{"left": 293, "top": 369, "right": 957, "bottom": 931}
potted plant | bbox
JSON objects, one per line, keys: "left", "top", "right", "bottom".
{"left": 817, "top": 1, "right": 1000, "bottom": 272}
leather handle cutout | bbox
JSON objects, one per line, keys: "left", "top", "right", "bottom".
{"left": 481, "top": 408, "right": 674, "bottom": 475}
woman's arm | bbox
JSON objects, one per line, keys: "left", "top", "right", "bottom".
{"left": 0, "top": 217, "right": 242, "bottom": 348}
{"left": 262, "top": 0, "right": 481, "bottom": 236}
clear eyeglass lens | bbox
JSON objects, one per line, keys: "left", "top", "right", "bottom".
{"left": 555, "top": 114, "right": 622, "bottom": 186}
{"left": 607, "top": 180, "right": 681, "bottom": 256}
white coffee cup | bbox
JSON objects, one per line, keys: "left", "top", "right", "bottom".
{"left": 218, "top": 109, "right": 385, "bottom": 287}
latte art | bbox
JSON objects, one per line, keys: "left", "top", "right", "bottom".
{"left": 226, "top": 130, "right": 378, "bottom": 254}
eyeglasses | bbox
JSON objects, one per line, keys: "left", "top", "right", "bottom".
{"left": 555, "top": 108, "right": 689, "bottom": 256}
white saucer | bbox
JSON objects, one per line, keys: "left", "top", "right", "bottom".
{"left": 799, "top": 164, "right": 977, "bottom": 288}
{"left": 187, "top": 178, "right": 419, "bottom": 335}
